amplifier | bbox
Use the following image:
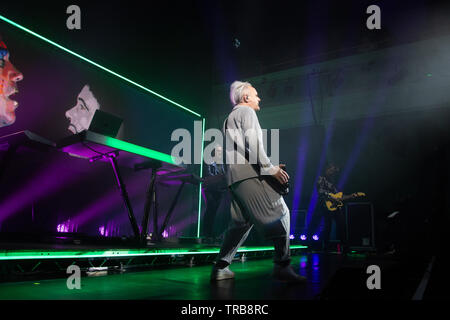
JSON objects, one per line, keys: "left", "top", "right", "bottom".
{"left": 345, "top": 202, "right": 375, "bottom": 250}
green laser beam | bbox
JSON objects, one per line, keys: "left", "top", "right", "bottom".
{"left": 197, "top": 118, "right": 206, "bottom": 238}
{"left": 0, "top": 14, "right": 201, "bottom": 118}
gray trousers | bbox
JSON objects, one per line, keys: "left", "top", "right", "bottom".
{"left": 216, "top": 177, "right": 291, "bottom": 265}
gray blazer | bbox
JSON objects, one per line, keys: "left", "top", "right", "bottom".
{"left": 223, "top": 105, "right": 276, "bottom": 186}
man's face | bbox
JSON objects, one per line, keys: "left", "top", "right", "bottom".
{"left": 326, "top": 165, "right": 338, "bottom": 177}
{"left": 65, "top": 85, "right": 100, "bottom": 134}
{"left": 0, "top": 40, "right": 23, "bottom": 127}
{"left": 245, "top": 86, "right": 261, "bottom": 111}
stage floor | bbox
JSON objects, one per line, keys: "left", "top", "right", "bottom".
{"left": 0, "top": 253, "right": 334, "bottom": 300}
{"left": 0, "top": 251, "right": 436, "bottom": 300}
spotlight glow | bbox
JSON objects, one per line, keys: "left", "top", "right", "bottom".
{"left": 312, "top": 234, "right": 319, "bottom": 241}
{"left": 300, "top": 234, "right": 307, "bottom": 241}
{"left": 57, "top": 220, "right": 75, "bottom": 233}
{"left": 56, "top": 224, "right": 68, "bottom": 233}
{"left": 289, "top": 234, "right": 295, "bottom": 240}
{"left": 300, "top": 256, "right": 308, "bottom": 269}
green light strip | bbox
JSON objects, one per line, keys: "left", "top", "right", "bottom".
{"left": 104, "top": 137, "right": 175, "bottom": 164}
{"left": 0, "top": 245, "right": 307, "bottom": 261}
{"left": 196, "top": 118, "right": 206, "bottom": 238}
{"left": 0, "top": 15, "right": 201, "bottom": 118}
{"left": 87, "top": 132, "right": 176, "bottom": 164}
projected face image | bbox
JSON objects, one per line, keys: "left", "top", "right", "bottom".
{"left": 0, "top": 39, "right": 24, "bottom": 127}
{"left": 65, "top": 84, "right": 100, "bottom": 134}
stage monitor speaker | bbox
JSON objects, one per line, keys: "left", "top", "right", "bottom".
{"left": 345, "top": 202, "right": 375, "bottom": 250}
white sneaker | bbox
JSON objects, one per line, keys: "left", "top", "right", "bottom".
{"left": 211, "top": 266, "right": 235, "bottom": 281}
{"left": 273, "top": 264, "right": 307, "bottom": 283}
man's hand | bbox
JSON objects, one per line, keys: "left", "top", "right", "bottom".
{"left": 272, "top": 164, "right": 289, "bottom": 185}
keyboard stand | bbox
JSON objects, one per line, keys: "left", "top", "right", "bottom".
{"left": 57, "top": 131, "right": 185, "bottom": 245}
{"left": 87, "top": 150, "right": 141, "bottom": 241}
{"left": 135, "top": 159, "right": 201, "bottom": 243}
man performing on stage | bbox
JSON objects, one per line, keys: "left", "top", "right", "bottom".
{"left": 307, "top": 163, "right": 362, "bottom": 253}
{"left": 211, "top": 81, "right": 306, "bottom": 283}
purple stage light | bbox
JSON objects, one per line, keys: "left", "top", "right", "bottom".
{"left": 0, "top": 160, "right": 81, "bottom": 225}
{"left": 57, "top": 223, "right": 68, "bottom": 233}
{"left": 72, "top": 173, "right": 148, "bottom": 227}
{"left": 162, "top": 229, "right": 169, "bottom": 238}
{"left": 99, "top": 226, "right": 105, "bottom": 236}
{"left": 312, "top": 234, "right": 319, "bottom": 241}
{"left": 57, "top": 220, "right": 76, "bottom": 233}
{"left": 312, "top": 253, "right": 320, "bottom": 267}
{"left": 289, "top": 234, "right": 295, "bottom": 240}
{"left": 300, "top": 256, "right": 308, "bottom": 269}
{"left": 305, "top": 101, "right": 340, "bottom": 227}
{"left": 291, "top": 132, "right": 310, "bottom": 231}
{"left": 300, "top": 234, "right": 307, "bottom": 241}
{"left": 337, "top": 59, "right": 397, "bottom": 190}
